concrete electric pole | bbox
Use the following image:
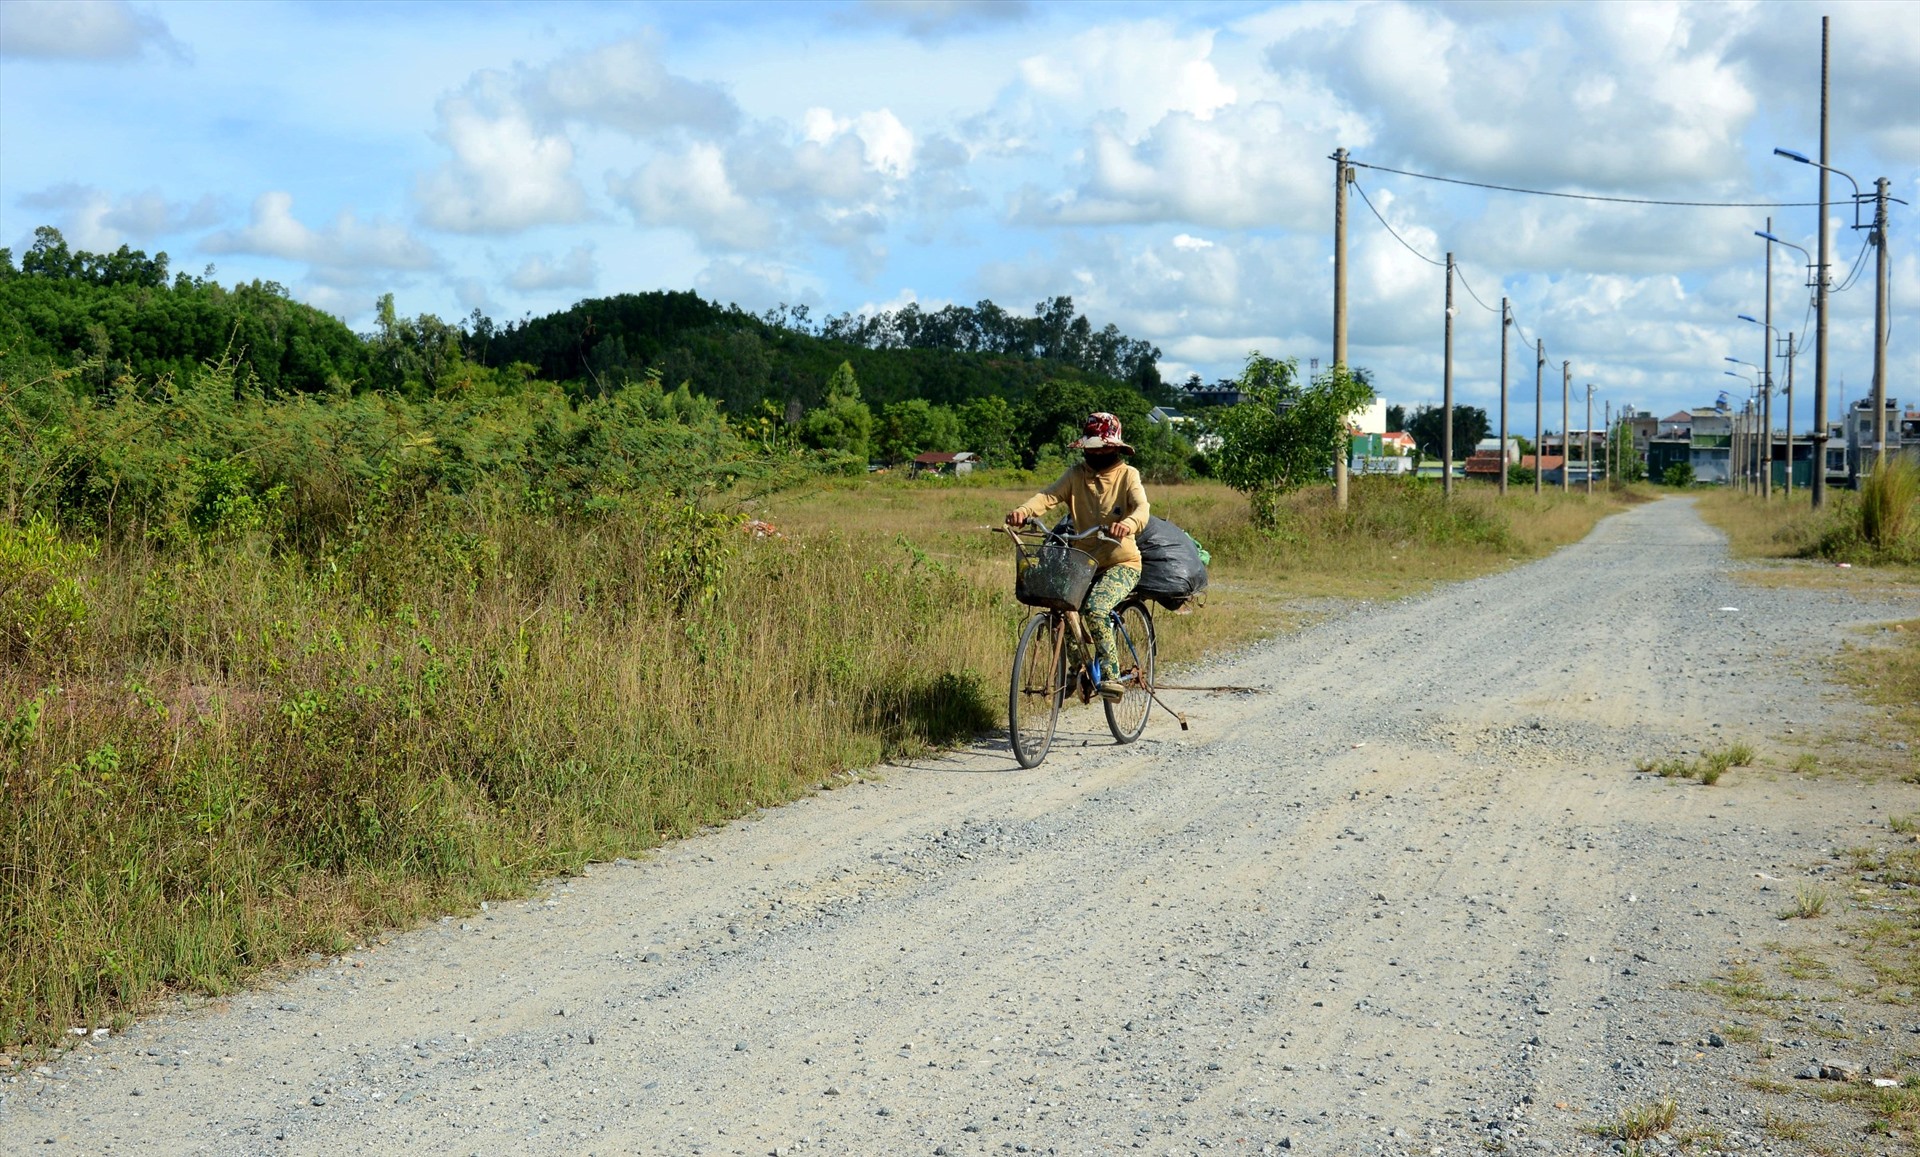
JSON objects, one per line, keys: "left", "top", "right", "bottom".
{"left": 1499, "top": 298, "right": 1511, "bottom": 498}
{"left": 1443, "top": 252, "right": 1455, "bottom": 498}
{"left": 1332, "top": 148, "right": 1351, "bottom": 509}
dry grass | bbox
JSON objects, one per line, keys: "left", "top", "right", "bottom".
{"left": 1835, "top": 619, "right": 1920, "bottom": 782}
{"left": 1782, "top": 886, "right": 1831, "bottom": 919}
{"left": 1695, "top": 484, "right": 1920, "bottom": 576}
{"left": 1590, "top": 1097, "right": 1678, "bottom": 1142}
{"left": 2, "top": 506, "right": 1006, "bottom": 1050}
{"left": 1, "top": 471, "right": 1637, "bottom": 1053}
{"left": 754, "top": 473, "right": 1637, "bottom": 666}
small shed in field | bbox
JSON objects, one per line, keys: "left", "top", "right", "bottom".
{"left": 911, "top": 451, "right": 979, "bottom": 476}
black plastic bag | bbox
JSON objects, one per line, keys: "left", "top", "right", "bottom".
{"left": 1133, "top": 516, "right": 1208, "bottom": 609}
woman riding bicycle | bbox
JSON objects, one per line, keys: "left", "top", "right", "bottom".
{"left": 1005, "top": 412, "right": 1150, "bottom": 700}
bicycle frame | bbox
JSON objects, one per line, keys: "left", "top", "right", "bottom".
{"left": 996, "top": 523, "right": 1156, "bottom": 765}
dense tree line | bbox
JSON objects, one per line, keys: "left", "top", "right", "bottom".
{"left": 1, "top": 228, "right": 373, "bottom": 397}
{"left": 762, "top": 296, "right": 1162, "bottom": 394}
{"left": 3, "top": 228, "right": 1182, "bottom": 472}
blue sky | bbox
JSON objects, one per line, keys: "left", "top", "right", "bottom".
{"left": 2, "top": 0, "right": 1916, "bottom": 433}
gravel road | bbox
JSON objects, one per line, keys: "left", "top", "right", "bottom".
{"left": 10, "top": 496, "right": 1920, "bottom": 1157}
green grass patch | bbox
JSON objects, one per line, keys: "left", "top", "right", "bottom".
{"left": 1588, "top": 1097, "right": 1677, "bottom": 1142}
{"left": 1781, "top": 886, "right": 1831, "bottom": 920}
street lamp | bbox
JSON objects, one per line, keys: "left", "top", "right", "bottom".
{"left": 1725, "top": 370, "right": 1755, "bottom": 491}
{"left": 1773, "top": 148, "right": 1854, "bottom": 503}
{"left": 1774, "top": 146, "right": 1896, "bottom": 487}
{"left": 1755, "top": 231, "right": 1814, "bottom": 279}
{"left": 1756, "top": 231, "right": 1813, "bottom": 498}
{"left": 1774, "top": 148, "right": 1861, "bottom": 202}
{"left": 1739, "top": 314, "right": 1778, "bottom": 497}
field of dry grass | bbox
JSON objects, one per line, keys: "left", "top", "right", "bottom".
{"left": 2, "top": 470, "right": 1637, "bottom": 1054}
{"left": 752, "top": 473, "right": 1642, "bottom": 666}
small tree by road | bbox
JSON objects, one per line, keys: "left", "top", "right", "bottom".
{"left": 1208, "top": 353, "right": 1375, "bottom": 529}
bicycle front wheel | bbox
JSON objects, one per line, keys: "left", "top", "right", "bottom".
{"left": 1009, "top": 612, "right": 1065, "bottom": 768}
{"left": 1103, "top": 600, "right": 1155, "bottom": 743}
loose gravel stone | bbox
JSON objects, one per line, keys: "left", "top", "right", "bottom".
{"left": 15, "top": 499, "right": 1918, "bottom": 1155}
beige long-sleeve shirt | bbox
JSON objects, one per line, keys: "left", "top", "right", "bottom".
{"left": 1015, "top": 461, "right": 1150, "bottom": 570}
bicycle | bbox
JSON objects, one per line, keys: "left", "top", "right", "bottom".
{"left": 996, "top": 523, "right": 1157, "bottom": 768}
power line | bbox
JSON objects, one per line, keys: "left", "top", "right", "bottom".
{"left": 1832, "top": 232, "right": 1874, "bottom": 294}
{"left": 1351, "top": 176, "right": 1446, "bottom": 267}
{"left": 1453, "top": 263, "right": 1502, "bottom": 313}
{"left": 1347, "top": 159, "right": 1823, "bottom": 208}
{"left": 1354, "top": 173, "right": 1546, "bottom": 354}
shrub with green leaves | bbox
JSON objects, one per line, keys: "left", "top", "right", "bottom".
{"left": 0, "top": 515, "right": 93, "bottom": 660}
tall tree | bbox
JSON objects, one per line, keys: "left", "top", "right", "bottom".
{"left": 800, "top": 361, "right": 873, "bottom": 470}
{"left": 1406, "top": 404, "right": 1491, "bottom": 460}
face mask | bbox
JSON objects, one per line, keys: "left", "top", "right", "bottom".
{"left": 1084, "top": 451, "right": 1120, "bottom": 471}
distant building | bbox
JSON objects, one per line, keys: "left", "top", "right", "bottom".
{"left": 1520, "top": 454, "right": 1566, "bottom": 484}
{"left": 1464, "top": 451, "right": 1508, "bottom": 482}
{"left": 911, "top": 451, "right": 978, "bottom": 476}
{"left": 1844, "top": 396, "right": 1914, "bottom": 485}
{"left": 1625, "top": 409, "right": 1659, "bottom": 457}
{"left": 1182, "top": 384, "right": 1243, "bottom": 408}
{"left": 1473, "top": 436, "right": 1522, "bottom": 464}
{"left": 1350, "top": 399, "right": 1388, "bottom": 436}
{"left": 1381, "top": 431, "right": 1415, "bottom": 456}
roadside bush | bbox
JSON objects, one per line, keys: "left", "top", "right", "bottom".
{"left": 1859, "top": 455, "right": 1919, "bottom": 553}
{"left": 0, "top": 502, "right": 1010, "bottom": 1049}
{"left": 0, "top": 515, "right": 93, "bottom": 661}
{"left": 1662, "top": 462, "right": 1696, "bottom": 488}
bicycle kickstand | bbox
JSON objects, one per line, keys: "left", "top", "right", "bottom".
{"left": 1145, "top": 684, "right": 1189, "bottom": 731}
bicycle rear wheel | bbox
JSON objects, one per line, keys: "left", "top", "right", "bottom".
{"left": 1009, "top": 612, "right": 1065, "bottom": 768}
{"left": 1103, "top": 600, "right": 1154, "bottom": 743}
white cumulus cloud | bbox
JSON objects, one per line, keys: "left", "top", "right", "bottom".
{"left": 0, "top": 0, "right": 185, "bottom": 61}
{"left": 17, "top": 184, "right": 223, "bottom": 250}
{"left": 506, "top": 245, "right": 598, "bottom": 292}
{"left": 531, "top": 36, "right": 739, "bottom": 137}
{"left": 204, "top": 192, "right": 439, "bottom": 278}
{"left": 415, "top": 74, "right": 589, "bottom": 234}
{"left": 1276, "top": 2, "right": 1759, "bottom": 193}
{"left": 607, "top": 143, "right": 773, "bottom": 252}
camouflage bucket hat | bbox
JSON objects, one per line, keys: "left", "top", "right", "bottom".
{"left": 1073, "top": 411, "right": 1134, "bottom": 453}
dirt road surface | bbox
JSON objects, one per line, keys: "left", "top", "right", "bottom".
{"left": 9, "top": 497, "right": 1920, "bottom": 1156}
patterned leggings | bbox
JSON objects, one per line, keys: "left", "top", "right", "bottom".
{"left": 1082, "top": 565, "right": 1140, "bottom": 666}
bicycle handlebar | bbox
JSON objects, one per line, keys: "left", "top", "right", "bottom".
{"left": 987, "top": 523, "right": 1119, "bottom": 544}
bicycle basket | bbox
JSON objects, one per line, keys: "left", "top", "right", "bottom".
{"left": 1015, "top": 541, "right": 1097, "bottom": 611}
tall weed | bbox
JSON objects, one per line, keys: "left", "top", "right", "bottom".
{"left": 0, "top": 504, "right": 1003, "bottom": 1048}
{"left": 1860, "top": 455, "right": 1920, "bottom": 553}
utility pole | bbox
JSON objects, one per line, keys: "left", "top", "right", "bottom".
{"left": 1499, "top": 298, "right": 1510, "bottom": 497}
{"left": 1534, "top": 340, "right": 1545, "bottom": 497}
{"left": 1812, "top": 16, "right": 1831, "bottom": 508}
{"left": 1872, "top": 175, "right": 1891, "bottom": 471}
{"left": 1585, "top": 384, "right": 1596, "bottom": 496}
{"left": 1733, "top": 403, "right": 1744, "bottom": 492}
{"left": 1605, "top": 400, "right": 1613, "bottom": 488}
{"left": 1443, "top": 251, "right": 1455, "bottom": 498}
{"left": 1559, "top": 360, "right": 1574, "bottom": 491}
{"left": 1784, "top": 331, "right": 1797, "bottom": 497}
{"left": 1762, "top": 215, "right": 1775, "bottom": 500}
{"left": 1332, "top": 148, "right": 1351, "bottom": 509}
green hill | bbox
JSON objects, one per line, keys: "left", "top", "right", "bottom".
{"left": 1, "top": 227, "right": 1186, "bottom": 471}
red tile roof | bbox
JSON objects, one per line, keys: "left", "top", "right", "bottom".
{"left": 1521, "top": 454, "right": 1565, "bottom": 470}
